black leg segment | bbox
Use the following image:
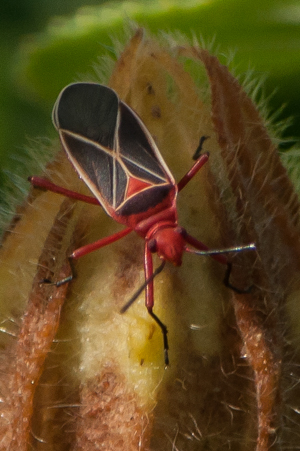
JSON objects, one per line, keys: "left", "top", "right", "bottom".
{"left": 148, "top": 309, "right": 169, "bottom": 366}
{"left": 224, "top": 262, "right": 253, "bottom": 294}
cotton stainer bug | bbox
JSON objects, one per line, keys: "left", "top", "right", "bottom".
{"left": 29, "top": 82, "right": 255, "bottom": 365}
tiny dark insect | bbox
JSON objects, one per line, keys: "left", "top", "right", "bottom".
{"left": 29, "top": 83, "right": 255, "bottom": 365}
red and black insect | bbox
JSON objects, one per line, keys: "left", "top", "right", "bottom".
{"left": 29, "top": 83, "right": 255, "bottom": 365}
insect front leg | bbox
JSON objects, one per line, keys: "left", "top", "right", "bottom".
{"left": 144, "top": 244, "right": 169, "bottom": 366}
{"left": 223, "top": 262, "right": 253, "bottom": 294}
{"left": 177, "top": 152, "right": 209, "bottom": 192}
{"left": 192, "top": 135, "right": 210, "bottom": 160}
{"left": 184, "top": 233, "right": 255, "bottom": 293}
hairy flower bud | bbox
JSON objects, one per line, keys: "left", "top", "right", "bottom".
{"left": 1, "top": 28, "right": 300, "bottom": 451}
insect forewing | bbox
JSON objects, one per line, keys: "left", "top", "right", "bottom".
{"left": 53, "top": 83, "right": 175, "bottom": 224}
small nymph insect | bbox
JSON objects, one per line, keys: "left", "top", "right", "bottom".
{"left": 29, "top": 83, "right": 255, "bottom": 365}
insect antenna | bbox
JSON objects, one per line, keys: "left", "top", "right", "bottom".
{"left": 120, "top": 260, "right": 166, "bottom": 314}
{"left": 185, "top": 243, "right": 256, "bottom": 256}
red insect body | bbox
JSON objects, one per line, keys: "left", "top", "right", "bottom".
{"left": 29, "top": 83, "right": 254, "bottom": 365}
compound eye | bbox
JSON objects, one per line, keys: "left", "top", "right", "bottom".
{"left": 148, "top": 239, "right": 157, "bottom": 253}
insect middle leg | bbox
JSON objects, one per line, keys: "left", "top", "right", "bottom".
{"left": 41, "top": 227, "right": 133, "bottom": 287}
{"left": 49, "top": 227, "right": 133, "bottom": 286}
{"left": 30, "top": 174, "right": 134, "bottom": 286}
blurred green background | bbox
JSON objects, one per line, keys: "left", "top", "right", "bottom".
{"left": 0, "top": 0, "right": 299, "bottom": 183}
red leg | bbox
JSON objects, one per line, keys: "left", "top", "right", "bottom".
{"left": 71, "top": 227, "right": 133, "bottom": 259}
{"left": 144, "top": 245, "right": 169, "bottom": 365}
{"left": 144, "top": 243, "right": 154, "bottom": 311}
{"left": 29, "top": 176, "right": 99, "bottom": 205}
{"left": 177, "top": 152, "right": 209, "bottom": 192}
{"left": 44, "top": 227, "right": 133, "bottom": 287}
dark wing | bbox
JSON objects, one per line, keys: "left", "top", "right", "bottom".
{"left": 53, "top": 83, "right": 175, "bottom": 223}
